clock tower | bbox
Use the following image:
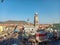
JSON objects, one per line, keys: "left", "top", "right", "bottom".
{"left": 34, "top": 12, "right": 39, "bottom": 27}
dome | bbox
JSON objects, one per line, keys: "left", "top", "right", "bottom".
{"left": 35, "top": 12, "right": 38, "bottom": 15}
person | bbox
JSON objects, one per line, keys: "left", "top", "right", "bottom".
{"left": 4, "top": 35, "right": 7, "bottom": 40}
{"left": 53, "top": 30, "right": 58, "bottom": 40}
{"left": 22, "top": 32, "right": 29, "bottom": 45}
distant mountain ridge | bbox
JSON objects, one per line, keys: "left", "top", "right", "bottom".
{"left": 0, "top": 20, "right": 28, "bottom": 24}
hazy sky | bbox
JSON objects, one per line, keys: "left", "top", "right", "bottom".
{"left": 0, "top": 0, "right": 60, "bottom": 24}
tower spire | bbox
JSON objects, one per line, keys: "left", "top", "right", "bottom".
{"left": 34, "top": 12, "right": 39, "bottom": 27}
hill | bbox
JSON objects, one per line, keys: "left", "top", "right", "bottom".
{"left": 0, "top": 20, "right": 28, "bottom": 24}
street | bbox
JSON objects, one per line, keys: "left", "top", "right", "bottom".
{"left": 0, "top": 37, "right": 60, "bottom": 45}
{"left": 48, "top": 40, "right": 60, "bottom": 45}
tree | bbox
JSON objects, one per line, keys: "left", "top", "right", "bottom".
{"left": 53, "top": 23, "right": 60, "bottom": 30}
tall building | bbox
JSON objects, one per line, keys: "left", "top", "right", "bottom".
{"left": 34, "top": 12, "right": 39, "bottom": 27}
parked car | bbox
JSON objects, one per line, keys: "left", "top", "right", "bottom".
{"left": 36, "top": 29, "right": 48, "bottom": 43}
{"left": 47, "top": 31, "right": 54, "bottom": 40}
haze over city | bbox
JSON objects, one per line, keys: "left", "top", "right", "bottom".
{"left": 0, "top": 0, "right": 60, "bottom": 24}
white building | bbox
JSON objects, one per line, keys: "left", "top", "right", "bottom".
{"left": 23, "top": 26, "right": 37, "bottom": 35}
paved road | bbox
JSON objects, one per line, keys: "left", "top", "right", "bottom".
{"left": 48, "top": 40, "right": 60, "bottom": 45}
{"left": 0, "top": 33, "right": 60, "bottom": 45}
{"left": 0, "top": 39, "right": 60, "bottom": 45}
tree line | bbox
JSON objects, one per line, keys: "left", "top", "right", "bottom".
{"left": 52, "top": 23, "right": 60, "bottom": 30}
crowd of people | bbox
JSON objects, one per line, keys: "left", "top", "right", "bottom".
{"left": 0, "top": 25, "right": 60, "bottom": 45}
